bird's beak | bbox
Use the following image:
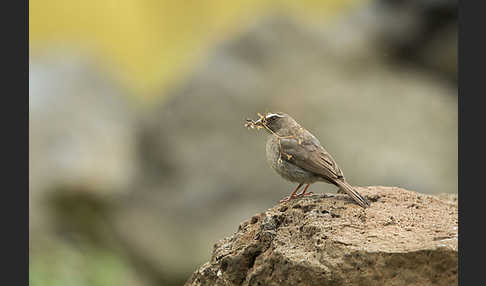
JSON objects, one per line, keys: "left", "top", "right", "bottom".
{"left": 245, "top": 116, "right": 264, "bottom": 129}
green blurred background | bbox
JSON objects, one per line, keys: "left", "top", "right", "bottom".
{"left": 29, "top": 0, "right": 457, "bottom": 285}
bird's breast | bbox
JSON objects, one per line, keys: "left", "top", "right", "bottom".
{"left": 265, "top": 135, "right": 281, "bottom": 166}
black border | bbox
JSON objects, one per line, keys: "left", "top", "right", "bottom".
{"left": 458, "top": 1, "right": 482, "bottom": 285}
{"left": 4, "top": 0, "right": 29, "bottom": 284}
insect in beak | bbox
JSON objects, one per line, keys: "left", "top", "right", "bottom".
{"left": 244, "top": 113, "right": 266, "bottom": 129}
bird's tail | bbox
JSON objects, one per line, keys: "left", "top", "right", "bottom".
{"left": 335, "top": 180, "right": 370, "bottom": 208}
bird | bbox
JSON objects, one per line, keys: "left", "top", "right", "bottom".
{"left": 245, "top": 112, "right": 370, "bottom": 208}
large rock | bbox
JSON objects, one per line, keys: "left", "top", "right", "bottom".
{"left": 185, "top": 186, "right": 458, "bottom": 286}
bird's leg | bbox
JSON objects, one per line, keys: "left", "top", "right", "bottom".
{"left": 296, "top": 183, "right": 314, "bottom": 197}
{"left": 280, "top": 183, "right": 304, "bottom": 203}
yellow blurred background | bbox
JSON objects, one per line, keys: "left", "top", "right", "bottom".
{"left": 30, "top": 0, "right": 363, "bottom": 99}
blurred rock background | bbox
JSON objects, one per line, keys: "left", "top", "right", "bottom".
{"left": 29, "top": 0, "right": 457, "bottom": 285}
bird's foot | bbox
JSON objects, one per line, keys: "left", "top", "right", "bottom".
{"left": 279, "top": 192, "right": 314, "bottom": 203}
{"left": 297, "top": 191, "right": 314, "bottom": 198}
{"left": 279, "top": 194, "right": 299, "bottom": 203}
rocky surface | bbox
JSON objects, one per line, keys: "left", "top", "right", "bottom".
{"left": 185, "top": 186, "right": 458, "bottom": 286}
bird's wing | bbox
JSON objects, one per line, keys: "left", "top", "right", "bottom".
{"left": 279, "top": 134, "right": 344, "bottom": 180}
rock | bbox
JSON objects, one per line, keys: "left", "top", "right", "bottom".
{"left": 29, "top": 54, "right": 139, "bottom": 197}
{"left": 386, "top": 0, "right": 457, "bottom": 81}
{"left": 29, "top": 54, "right": 139, "bottom": 243}
{"left": 185, "top": 186, "right": 458, "bottom": 286}
{"left": 346, "top": 0, "right": 457, "bottom": 82}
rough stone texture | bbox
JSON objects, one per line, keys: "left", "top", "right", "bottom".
{"left": 185, "top": 186, "right": 458, "bottom": 286}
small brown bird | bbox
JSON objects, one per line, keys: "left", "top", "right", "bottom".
{"left": 245, "top": 112, "right": 370, "bottom": 208}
